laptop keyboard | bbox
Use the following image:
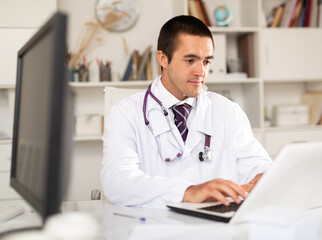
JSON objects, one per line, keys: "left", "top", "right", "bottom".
{"left": 199, "top": 201, "right": 243, "bottom": 213}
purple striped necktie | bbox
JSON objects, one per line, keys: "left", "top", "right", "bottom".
{"left": 172, "top": 103, "right": 192, "bottom": 142}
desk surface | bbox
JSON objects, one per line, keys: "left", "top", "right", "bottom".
{"left": 1, "top": 200, "right": 322, "bottom": 240}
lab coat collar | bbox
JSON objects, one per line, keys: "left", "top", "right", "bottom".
{"left": 192, "top": 89, "right": 214, "bottom": 137}
{"left": 154, "top": 76, "right": 196, "bottom": 109}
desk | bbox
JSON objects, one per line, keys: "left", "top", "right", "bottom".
{"left": 1, "top": 200, "right": 322, "bottom": 240}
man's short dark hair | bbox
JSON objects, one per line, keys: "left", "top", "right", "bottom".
{"left": 157, "top": 15, "right": 214, "bottom": 64}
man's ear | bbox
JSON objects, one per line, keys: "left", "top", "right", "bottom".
{"left": 157, "top": 50, "right": 168, "bottom": 70}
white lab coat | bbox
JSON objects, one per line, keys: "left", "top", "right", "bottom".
{"left": 101, "top": 76, "right": 272, "bottom": 208}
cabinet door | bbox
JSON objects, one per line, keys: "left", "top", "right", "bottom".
{"left": 262, "top": 29, "right": 322, "bottom": 80}
{"left": 0, "top": 173, "right": 21, "bottom": 200}
{"left": 264, "top": 128, "right": 322, "bottom": 158}
{"left": 0, "top": 144, "right": 11, "bottom": 171}
{"left": 208, "top": 34, "right": 226, "bottom": 81}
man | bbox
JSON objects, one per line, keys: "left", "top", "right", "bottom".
{"left": 101, "top": 15, "right": 272, "bottom": 208}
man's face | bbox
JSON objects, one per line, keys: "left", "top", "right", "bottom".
{"left": 159, "top": 33, "right": 214, "bottom": 101}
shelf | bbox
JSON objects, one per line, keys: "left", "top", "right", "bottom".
{"left": 73, "top": 135, "right": 103, "bottom": 142}
{"left": 0, "top": 84, "right": 15, "bottom": 89}
{"left": 263, "top": 125, "right": 322, "bottom": 133}
{"left": 207, "top": 77, "right": 260, "bottom": 84}
{"left": 69, "top": 81, "right": 152, "bottom": 88}
{"left": 209, "top": 27, "right": 259, "bottom": 34}
{"left": 264, "top": 78, "right": 322, "bottom": 83}
{"left": 0, "top": 139, "right": 12, "bottom": 144}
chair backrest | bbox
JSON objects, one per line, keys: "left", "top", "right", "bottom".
{"left": 104, "top": 87, "right": 146, "bottom": 119}
{"left": 101, "top": 87, "right": 146, "bottom": 201}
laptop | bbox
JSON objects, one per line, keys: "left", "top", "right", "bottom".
{"left": 167, "top": 141, "right": 322, "bottom": 224}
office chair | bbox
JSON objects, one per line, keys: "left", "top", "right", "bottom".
{"left": 104, "top": 87, "right": 145, "bottom": 118}
{"left": 99, "top": 86, "right": 146, "bottom": 201}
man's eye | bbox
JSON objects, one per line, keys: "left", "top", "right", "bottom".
{"left": 204, "top": 60, "right": 212, "bottom": 65}
{"left": 185, "top": 59, "right": 194, "bottom": 63}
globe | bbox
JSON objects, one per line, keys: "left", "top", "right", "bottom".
{"left": 214, "top": 5, "right": 233, "bottom": 27}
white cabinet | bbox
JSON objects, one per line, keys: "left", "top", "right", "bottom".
{"left": 0, "top": 143, "right": 21, "bottom": 200}
{"left": 264, "top": 127, "right": 322, "bottom": 158}
{"left": 208, "top": 34, "right": 226, "bottom": 81}
{"left": 262, "top": 29, "right": 322, "bottom": 80}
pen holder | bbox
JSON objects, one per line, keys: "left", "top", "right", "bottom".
{"left": 99, "top": 65, "right": 111, "bottom": 81}
{"left": 67, "top": 67, "right": 77, "bottom": 82}
{"left": 78, "top": 64, "right": 89, "bottom": 82}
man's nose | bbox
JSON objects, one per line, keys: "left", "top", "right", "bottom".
{"left": 194, "top": 61, "right": 206, "bottom": 76}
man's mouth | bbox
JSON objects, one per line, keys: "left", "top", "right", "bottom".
{"left": 188, "top": 78, "right": 204, "bottom": 85}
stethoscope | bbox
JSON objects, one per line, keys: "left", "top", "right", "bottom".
{"left": 143, "top": 84, "right": 212, "bottom": 163}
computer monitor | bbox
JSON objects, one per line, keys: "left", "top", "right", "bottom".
{"left": 10, "top": 12, "right": 73, "bottom": 222}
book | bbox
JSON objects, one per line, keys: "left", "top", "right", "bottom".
{"left": 145, "top": 52, "right": 153, "bottom": 81}
{"left": 188, "top": 0, "right": 209, "bottom": 25}
{"left": 318, "top": 0, "right": 322, "bottom": 26}
{"left": 297, "top": 0, "right": 308, "bottom": 26}
{"left": 309, "top": 0, "right": 319, "bottom": 27}
{"left": 237, "top": 34, "right": 254, "bottom": 78}
{"left": 280, "top": 0, "right": 298, "bottom": 27}
{"left": 137, "top": 46, "right": 152, "bottom": 80}
{"left": 289, "top": 0, "right": 304, "bottom": 27}
{"left": 122, "top": 54, "right": 133, "bottom": 81}
{"left": 266, "top": 7, "right": 276, "bottom": 27}
{"left": 131, "top": 50, "right": 139, "bottom": 80}
{"left": 303, "top": 0, "right": 312, "bottom": 26}
{"left": 270, "top": 4, "right": 285, "bottom": 27}
{"left": 200, "top": 0, "right": 211, "bottom": 26}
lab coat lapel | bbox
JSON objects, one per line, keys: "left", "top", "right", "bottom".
{"left": 185, "top": 91, "right": 214, "bottom": 156}
{"left": 195, "top": 91, "right": 214, "bottom": 135}
{"left": 146, "top": 91, "right": 183, "bottom": 151}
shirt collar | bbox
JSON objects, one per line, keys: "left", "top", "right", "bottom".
{"left": 155, "top": 76, "right": 196, "bottom": 109}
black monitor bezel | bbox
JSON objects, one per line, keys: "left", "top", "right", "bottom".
{"left": 10, "top": 12, "right": 68, "bottom": 221}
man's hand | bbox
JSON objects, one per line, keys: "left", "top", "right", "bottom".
{"left": 182, "top": 178, "right": 248, "bottom": 206}
{"left": 241, "top": 173, "right": 264, "bottom": 193}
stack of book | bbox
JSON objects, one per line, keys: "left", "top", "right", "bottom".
{"left": 122, "top": 46, "right": 160, "bottom": 81}
{"left": 267, "top": 0, "right": 322, "bottom": 28}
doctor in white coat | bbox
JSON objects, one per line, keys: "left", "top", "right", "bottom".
{"left": 101, "top": 15, "right": 272, "bottom": 208}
